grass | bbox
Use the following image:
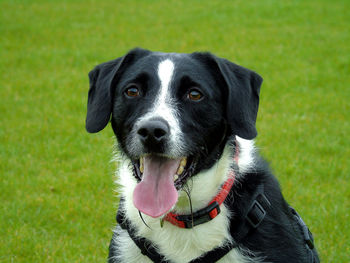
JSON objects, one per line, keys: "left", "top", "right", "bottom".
{"left": 1, "top": 0, "right": 349, "bottom": 262}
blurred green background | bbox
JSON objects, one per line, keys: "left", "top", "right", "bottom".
{"left": 1, "top": 0, "right": 349, "bottom": 262}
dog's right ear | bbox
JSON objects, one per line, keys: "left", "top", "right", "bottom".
{"left": 86, "top": 48, "right": 150, "bottom": 133}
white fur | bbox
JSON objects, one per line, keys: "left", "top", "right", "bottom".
{"left": 158, "top": 59, "right": 174, "bottom": 103}
{"left": 236, "top": 136, "right": 256, "bottom": 174}
{"left": 111, "top": 140, "right": 260, "bottom": 263}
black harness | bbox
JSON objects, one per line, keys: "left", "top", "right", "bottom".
{"left": 115, "top": 184, "right": 318, "bottom": 263}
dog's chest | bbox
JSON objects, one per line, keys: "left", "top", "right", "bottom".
{"left": 113, "top": 211, "right": 251, "bottom": 263}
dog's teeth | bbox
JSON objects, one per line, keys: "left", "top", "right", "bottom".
{"left": 174, "top": 174, "right": 179, "bottom": 182}
{"left": 140, "top": 157, "right": 144, "bottom": 173}
{"left": 180, "top": 158, "right": 187, "bottom": 167}
{"left": 176, "top": 158, "right": 187, "bottom": 175}
{"left": 176, "top": 165, "right": 184, "bottom": 175}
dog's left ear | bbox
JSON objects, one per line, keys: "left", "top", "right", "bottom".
{"left": 192, "top": 52, "right": 263, "bottom": 139}
{"left": 86, "top": 48, "right": 151, "bottom": 133}
{"left": 216, "top": 57, "right": 263, "bottom": 139}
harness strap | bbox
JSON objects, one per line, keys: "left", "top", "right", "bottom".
{"left": 290, "top": 207, "right": 320, "bottom": 263}
{"left": 188, "top": 242, "right": 236, "bottom": 263}
{"left": 232, "top": 184, "right": 271, "bottom": 242}
{"left": 117, "top": 208, "right": 167, "bottom": 263}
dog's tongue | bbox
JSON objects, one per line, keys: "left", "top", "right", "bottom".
{"left": 133, "top": 156, "right": 180, "bottom": 218}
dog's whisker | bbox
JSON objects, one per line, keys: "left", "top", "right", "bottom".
{"left": 138, "top": 211, "right": 151, "bottom": 229}
{"left": 183, "top": 184, "right": 194, "bottom": 228}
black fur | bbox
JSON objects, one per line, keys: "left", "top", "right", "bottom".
{"left": 227, "top": 156, "right": 319, "bottom": 262}
{"left": 86, "top": 48, "right": 319, "bottom": 262}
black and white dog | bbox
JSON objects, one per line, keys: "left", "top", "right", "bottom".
{"left": 86, "top": 48, "right": 319, "bottom": 263}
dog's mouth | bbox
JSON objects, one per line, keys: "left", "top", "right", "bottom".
{"left": 132, "top": 155, "right": 197, "bottom": 218}
{"left": 133, "top": 155, "right": 196, "bottom": 188}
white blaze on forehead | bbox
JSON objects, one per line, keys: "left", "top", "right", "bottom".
{"left": 154, "top": 59, "right": 176, "bottom": 124}
{"left": 158, "top": 59, "right": 175, "bottom": 99}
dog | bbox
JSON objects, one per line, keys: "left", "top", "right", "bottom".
{"left": 86, "top": 48, "right": 319, "bottom": 263}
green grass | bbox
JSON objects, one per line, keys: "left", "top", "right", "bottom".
{"left": 1, "top": 0, "right": 349, "bottom": 262}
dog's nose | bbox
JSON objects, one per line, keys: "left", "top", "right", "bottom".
{"left": 137, "top": 118, "right": 170, "bottom": 143}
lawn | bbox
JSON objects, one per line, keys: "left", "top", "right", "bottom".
{"left": 1, "top": 0, "right": 349, "bottom": 262}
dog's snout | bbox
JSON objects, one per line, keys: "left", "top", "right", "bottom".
{"left": 137, "top": 119, "right": 170, "bottom": 143}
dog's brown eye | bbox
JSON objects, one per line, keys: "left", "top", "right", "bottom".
{"left": 125, "top": 85, "right": 140, "bottom": 98}
{"left": 188, "top": 89, "right": 203, "bottom": 101}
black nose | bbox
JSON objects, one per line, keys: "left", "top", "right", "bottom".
{"left": 137, "top": 118, "right": 170, "bottom": 144}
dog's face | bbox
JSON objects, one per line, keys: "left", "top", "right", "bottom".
{"left": 86, "top": 48, "right": 262, "bottom": 218}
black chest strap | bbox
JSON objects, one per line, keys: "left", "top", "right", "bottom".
{"left": 117, "top": 209, "right": 167, "bottom": 263}
{"left": 230, "top": 184, "right": 271, "bottom": 242}
{"left": 290, "top": 207, "right": 320, "bottom": 263}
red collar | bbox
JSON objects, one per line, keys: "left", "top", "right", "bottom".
{"left": 163, "top": 143, "right": 239, "bottom": 228}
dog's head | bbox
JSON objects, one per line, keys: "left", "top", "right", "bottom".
{"left": 86, "top": 48, "right": 262, "bottom": 218}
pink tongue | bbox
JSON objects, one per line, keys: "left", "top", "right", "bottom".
{"left": 133, "top": 156, "right": 180, "bottom": 218}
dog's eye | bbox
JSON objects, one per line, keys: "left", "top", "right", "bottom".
{"left": 188, "top": 89, "right": 203, "bottom": 101}
{"left": 125, "top": 85, "right": 140, "bottom": 98}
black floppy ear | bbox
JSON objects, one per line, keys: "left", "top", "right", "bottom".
{"left": 215, "top": 57, "right": 263, "bottom": 139}
{"left": 192, "top": 52, "right": 262, "bottom": 139}
{"left": 86, "top": 48, "right": 151, "bottom": 133}
{"left": 86, "top": 57, "right": 123, "bottom": 133}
